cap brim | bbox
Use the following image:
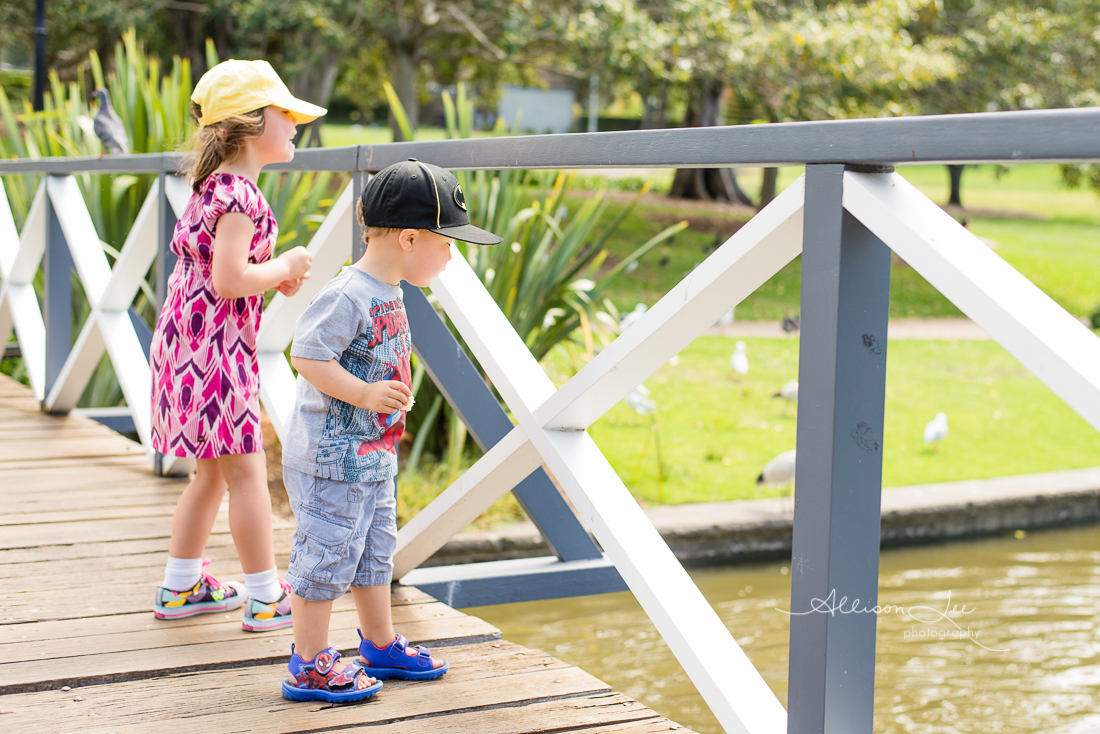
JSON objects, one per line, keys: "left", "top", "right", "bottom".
{"left": 272, "top": 96, "right": 328, "bottom": 125}
{"left": 432, "top": 223, "right": 503, "bottom": 246}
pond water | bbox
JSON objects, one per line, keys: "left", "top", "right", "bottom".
{"left": 474, "top": 524, "right": 1100, "bottom": 734}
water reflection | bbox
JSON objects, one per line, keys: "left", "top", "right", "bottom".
{"left": 474, "top": 525, "right": 1100, "bottom": 733}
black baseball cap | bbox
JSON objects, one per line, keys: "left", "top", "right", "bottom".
{"left": 359, "top": 159, "right": 503, "bottom": 246}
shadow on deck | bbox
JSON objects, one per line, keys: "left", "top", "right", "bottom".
{"left": 0, "top": 374, "right": 692, "bottom": 733}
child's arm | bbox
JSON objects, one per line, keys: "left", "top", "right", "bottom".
{"left": 291, "top": 356, "right": 412, "bottom": 414}
{"left": 211, "top": 213, "right": 312, "bottom": 299}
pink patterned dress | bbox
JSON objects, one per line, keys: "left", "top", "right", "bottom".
{"left": 150, "top": 173, "right": 277, "bottom": 458}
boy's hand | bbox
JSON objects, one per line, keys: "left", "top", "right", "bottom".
{"left": 276, "top": 275, "right": 307, "bottom": 297}
{"left": 360, "top": 380, "right": 413, "bottom": 414}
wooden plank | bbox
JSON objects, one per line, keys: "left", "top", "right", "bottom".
{"left": 0, "top": 530, "right": 251, "bottom": 566}
{"left": 1, "top": 601, "right": 476, "bottom": 664}
{"left": 0, "top": 517, "right": 228, "bottom": 551}
{"left": 0, "top": 586, "right": 437, "bottom": 644}
{"left": 3, "top": 489, "right": 183, "bottom": 515}
{"left": 0, "top": 460, "right": 159, "bottom": 490}
{"left": 0, "top": 503, "right": 179, "bottom": 526}
{"left": 0, "top": 644, "right": 606, "bottom": 732}
{"left": 1, "top": 610, "right": 501, "bottom": 693}
{"left": 0, "top": 437, "right": 145, "bottom": 463}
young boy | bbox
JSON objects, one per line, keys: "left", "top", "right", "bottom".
{"left": 279, "top": 159, "right": 502, "bottom": 702}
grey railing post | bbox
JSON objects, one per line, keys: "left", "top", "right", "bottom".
{"left": 43, "top": 176, "right": 72, "bottom": 407}
{"left": 352, "top": 171, "right": 367, "bottom": 261}
{"left": 153, "top": 172, "right": 178, "bottom": 475}
{"left": 787, "top": 164, "right": 892, "bottom": 733}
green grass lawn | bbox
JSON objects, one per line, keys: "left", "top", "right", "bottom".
{"left": 584, "top": 164, "right": 1100, "bottom": 320}
{"left": 537, "top": 336, "right": 1100, "bottom": 505}
{"left": 320, "top": 123, "right": 493, "bottom": 147}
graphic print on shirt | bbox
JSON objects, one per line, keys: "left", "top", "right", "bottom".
{"left": 314, "top": 297, "right": 411, "bottom": 481}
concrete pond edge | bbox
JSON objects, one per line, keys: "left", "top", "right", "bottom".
{"left": 422, "top": 467, "right": 1100, "bottom": 568}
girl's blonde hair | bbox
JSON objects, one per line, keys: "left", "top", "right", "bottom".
{"left": 355, "top": 196, "right": 401, "bottom": 247}
{"left": 182, "top": 102, "right": 267, "bottom": 192}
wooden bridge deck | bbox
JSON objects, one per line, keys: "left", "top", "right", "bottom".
{"left": 0, "top": 375, "right": 691, "bottom": 733}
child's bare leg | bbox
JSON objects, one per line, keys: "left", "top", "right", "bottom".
{"left": 290, "top": 594, "right": 372, "bottom": 678}
{"left": 167, "top": 458, "right": 227, "bottom": 559}
{"left": 216, "top": 451, "right": 275, "bottom": 574}
{"left": 352, "top": 585, "right": 444, "bottom": 669}
{"left": 290, "top": 594, "right": 334, "bottom": 661}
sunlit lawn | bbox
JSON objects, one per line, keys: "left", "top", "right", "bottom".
{"left": 538, "top": 336, "right": 1100, "bottom": 505}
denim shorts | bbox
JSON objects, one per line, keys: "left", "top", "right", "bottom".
{"left": 283, "top": 466, "right": 398, "bottom": 602}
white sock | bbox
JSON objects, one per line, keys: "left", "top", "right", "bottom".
{"left": 162, "top": 557, "right": 203, "bottom": 592}
{"left": 243, "top": 567, "right": 282, "bottom": 604}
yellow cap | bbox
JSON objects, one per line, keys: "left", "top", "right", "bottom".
{"left": 191, "top": 59, "right": 327, "bottom": 127}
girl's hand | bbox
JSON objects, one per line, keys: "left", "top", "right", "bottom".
{"left": 359, "top": 380, "right": 413, "bottom": 415}
{"left": 279, "top": 246, "right": 313, "bottom": 280}
{"left": 276, "top": 276, "right": 307, "bottom": 297}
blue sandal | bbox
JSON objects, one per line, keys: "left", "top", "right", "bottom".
{"left": 282, "top": 645, "right": 382, "bottom": 702}
{"left": 356, "top": 631, "right": 448, "bottom": 680}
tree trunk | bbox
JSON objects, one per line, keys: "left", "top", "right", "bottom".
{"left": 668, "top": 82, "right": 751, "bottom": 205}
{"left": 759, "top": 167, "right": 778, "bottom": 207}
{"left": 389, "top": 43, "right": 419, "bottom": 141}
{"left": 947, "top": 164, "right": 965, "bottom": 206}
{"left": 290, "top": 62, "right": 339, "bottom": 148}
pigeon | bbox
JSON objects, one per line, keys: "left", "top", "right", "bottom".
{"left": 923, "top": 412, "right": 948, "bottom": 449}
{"left": 730, "top": 341, "right": 748, "bottom": 375}
{"left": 625, "top": 385, "right": 657, "bottom": 415}
{"left": 757, "top": 449, "right": 796, "bottom": 487}
{"left": 773, "top": 380, "right": 798, "bottom": 404}
{"left": 92, "top": 88, "right": 130, "bottom": 155}
{"left": 781, "top": 314, "right": 801, "bottom": 333}
{"left": 620, "top": 303, "right": 648, "bottom": 332}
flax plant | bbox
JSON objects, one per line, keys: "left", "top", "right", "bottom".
{"left": 0, "top": 30, "right": 344, "bottom": 409}
{"left": 389, "top": 84, "right": 686, "bottom": 477}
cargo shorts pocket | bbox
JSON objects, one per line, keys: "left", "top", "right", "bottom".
{"left": 290, "top": 505, "right": 357, "bottom": 585}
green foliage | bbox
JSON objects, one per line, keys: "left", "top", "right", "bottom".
{"left": 0, "top": 30, "right": 346, "bottom": 407}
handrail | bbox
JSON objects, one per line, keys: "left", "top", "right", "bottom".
{"left": 2, "top": 107, "right": 1100, "bottom": 176}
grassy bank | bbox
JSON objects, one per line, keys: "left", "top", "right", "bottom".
{"left": 541, "top": 335, "right": 1100, "bottom": 506}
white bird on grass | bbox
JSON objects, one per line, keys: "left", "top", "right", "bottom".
{"left": 625, "top": 385, "right": 657, "bottom": 415}
{"left": 756, "top": 449, "right": 796, "bottom": 488}
{"left": 620, "top": 303, "right": 648, "bottom": 332}
{"left": 923, "top": 412, "right": 949, "bottom": 450}
{"left": 773, "top": 380, "right": 798, "bottom": 404}
{"left": 730, "top": 340, "right": 749, "bottom": 376}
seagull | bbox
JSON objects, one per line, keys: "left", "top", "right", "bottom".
{"left": 625, "top": 385, "right": 657, "bottom": 415}
{"left": 92, "top": 88, "right": 130, "bottom": 155}
{"left": 730, "top": 341, "right": 748, "bottom": 376}
{"left": 620, "top": 303, "right": 648, "bottom": 332}
{"left": 716, "top": 308, "right": 735, "bottom": 326}
{"left": 773, "top": 380, "right": 798, "bottom": 404}
{"left": 757, "top": 449, "right": 796, "bottom": 487}
{"left": 923, "top": 412, "right": 949, "bottom": 450}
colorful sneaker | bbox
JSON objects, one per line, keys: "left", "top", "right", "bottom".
{"left": 281, "top": 646, "right": 382, "bottom": 703}
{"left": 355, "top": 630, "right": 448, "bottom": 680}
{"left": 242, "top": 579, "right": 293, "bottom": 632}
{"left": 153, "top": 558, "right": 245, "bottom": 620}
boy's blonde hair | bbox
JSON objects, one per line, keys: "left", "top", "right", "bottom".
{"left": 181, "top": 102, "right": 267, "bottom": 193}
{"left": 355, "top": 196, "right": 401, "bottom": 247}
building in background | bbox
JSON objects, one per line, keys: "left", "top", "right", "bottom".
{"left": 497, "top": 85, "right": 575, "bottom": 134}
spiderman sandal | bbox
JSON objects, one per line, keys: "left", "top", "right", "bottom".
{"left": 281, "top": 646, "right": 382, "bottom": 703}
{"left": 355, "top": 631, "right": 448, "bottom": 681}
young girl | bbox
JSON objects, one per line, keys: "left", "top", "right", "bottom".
{"left": 149, "top": 60, "right": 325, "bottom": 631}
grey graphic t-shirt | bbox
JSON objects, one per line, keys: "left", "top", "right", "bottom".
{"left": 283, "top": 267, "right": 411, "bottom": 482}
